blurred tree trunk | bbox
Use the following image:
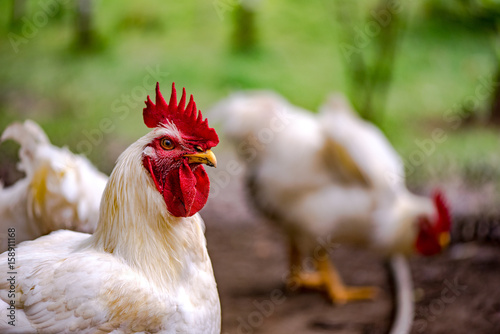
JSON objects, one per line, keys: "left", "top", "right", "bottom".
{"left": 232, "top": 0, "right": 259, "bottom": 53}
{"left": 76, "top": 0, "right": 94, "bottom": 49}
{"left": 10, "top": 0, "right": 26, "bottom": 28}
{"left": 363, "top": 0, "right": 402, "bottom": 123}
{"left": 489, "top": 65, "right": 500, "bottom": 125}
{"left": 333, "top": 0, "right": 406, "bottom": 125}
{"left": 488, "top": 22, "right": 500, "bottom": 125}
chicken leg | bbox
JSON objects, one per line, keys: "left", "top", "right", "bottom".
{"left": 288, "top": 242, "right": 378, "bottom": 304}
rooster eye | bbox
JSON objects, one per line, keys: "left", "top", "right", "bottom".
{"left": 160, "top": 138, "right": 175, "bottom": 150}
{"left": 194, "top": 145, "right": 204, "bottom": 153}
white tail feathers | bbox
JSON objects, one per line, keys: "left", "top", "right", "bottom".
{"left": 0, "top": 120, "right": 108, "bottom": 249}
{"left": 2, "top": 120, "right": 51, "bottom": 175}
{"left": 319, "top": 93, "right": 357, "bottom": 116}
{"left": 1, "top": 119, "right": 50, "bottom": 147}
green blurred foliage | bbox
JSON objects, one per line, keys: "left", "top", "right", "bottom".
{"left": 422, "top": 0, "right": 500, "bottom": 30}
{"left": 0, "top": 0, "right": 498, "bottom": 189}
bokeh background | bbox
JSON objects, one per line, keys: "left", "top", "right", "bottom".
{"left": 1, "top": 0, "right": 500, "bottom": 333}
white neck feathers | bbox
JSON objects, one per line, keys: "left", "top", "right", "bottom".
{"left": 87, "top": 132, "right": 207, "bottom": 289}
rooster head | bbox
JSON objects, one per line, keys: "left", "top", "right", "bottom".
{"left": 415, "top": 190, "right": 451, "bottom": 256}
{"left": 142, "top": 82, "right": 219, "bottom": 217}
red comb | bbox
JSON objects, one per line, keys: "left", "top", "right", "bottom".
{"left": 433, "top": 190, "right": 451, "bottom": 233}
{"left": 143, "top": 82, "right": 219, "bottom": 148}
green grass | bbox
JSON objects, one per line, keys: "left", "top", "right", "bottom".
{"left": 0, "top": 0, "right": 498, "bottom": 188}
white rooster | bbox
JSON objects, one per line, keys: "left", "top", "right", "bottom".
{"left": 212, "top": 90, "right": 451, "bottom": 304}
{"left": 0, "top": 120, "right": 108, "bottom": 252}
{"left": 0, "top": 83, "right": 221, "bottom": 333}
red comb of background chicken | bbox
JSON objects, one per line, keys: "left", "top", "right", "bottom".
{"left": 433, "top": 190, "right": 451, "bottom": 233}
{"left": 143, "top": 82, "right": 219, "bottom": 148}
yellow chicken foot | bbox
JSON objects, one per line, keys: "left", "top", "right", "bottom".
{"left": 293, "top": 270, "right": 323, "bottom": 288}
{"left": 288, "top": 245, "right": 378, "bottom": 304}
{"left": 287, "top": 238, "right": 323, "bottom": 290}
{"left": 316, "top": 255, "right": 378, "bottom": 304}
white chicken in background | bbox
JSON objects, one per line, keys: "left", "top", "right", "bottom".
{"left": 0, "top": 83, "right": 221, "bottom": 333}
{"left": 211, "top": 90, "right": 451, "bottom": 303}
{"left": 0, "top": 120, "right": 108, "bottom": 252}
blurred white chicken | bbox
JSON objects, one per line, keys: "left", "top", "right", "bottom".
{"left": 212, "top": 91, "right": 451, "bottom": 303}
{"left": 0, "top": 83, "right": 221, "bottom": 333}
{"left": 0, "top": 120, "right": 108, "bottom": 252}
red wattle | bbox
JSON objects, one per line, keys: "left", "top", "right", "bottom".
{"left": 163, "top": 160, "right": 210, "bottom": 217}
{"left": 143, "top": 157, "right": 211, "bottom": 218}
{"left": 143, "top": 157, "right": 163, "bottom": 193}
{"left": 415, "top": 218, "right": 441, "bottom": 256}
{"left": 415, "top": 231, "right": 441, "bottom": 256}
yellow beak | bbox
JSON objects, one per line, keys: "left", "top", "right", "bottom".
{"left": 184, "top": 149, "right": 217, "bottom": 168}
{"left": 439, "top": 232, "right": 450, "bottom": 248}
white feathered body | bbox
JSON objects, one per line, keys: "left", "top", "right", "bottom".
{"left": 0, "top": 121, "right": 108, "bottom": 251}
{"left": 0, "top": 129, "right": 220, "bottom": 333}
{"left": 213, "top": 91, "right": 437, "bottom": 255}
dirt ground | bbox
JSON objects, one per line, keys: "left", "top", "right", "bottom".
{"left": 201, "top": 152, "right": 500, "bottom": 334}
{"left": 204, "top": 211, "right": 500, "bottom": 334}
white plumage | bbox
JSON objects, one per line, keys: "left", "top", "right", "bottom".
{"left": 0, "top": 120, "right": 108, "bottom": 251}
{"left": 0, "top": 124, "right": 221, "bottom": 333}
{"left": 211, "top": 90, "right": 448, "bottom": 303}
